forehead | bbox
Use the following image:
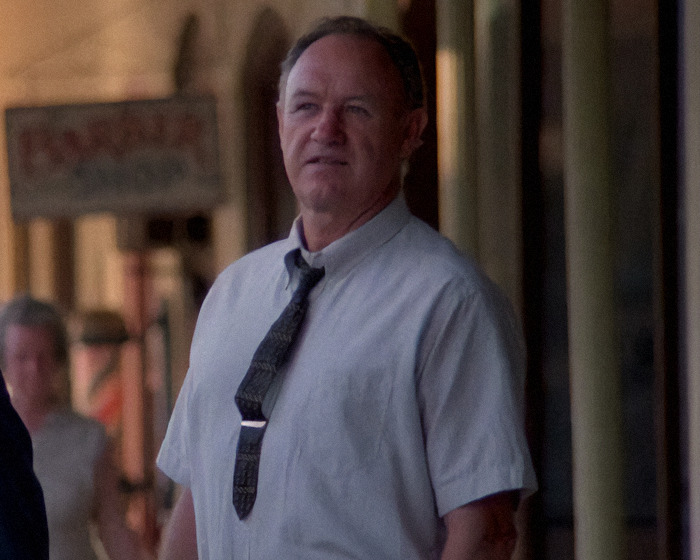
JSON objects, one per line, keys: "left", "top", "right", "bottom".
{"left": 5, "top": 324, "right": 55, "bottom": 348}
{"left": 285, "top": 34, "right": 403, "bottom": 103}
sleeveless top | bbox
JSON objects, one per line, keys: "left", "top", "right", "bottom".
{"left": 32, "top": 410, "right": 108, "bottom": 560}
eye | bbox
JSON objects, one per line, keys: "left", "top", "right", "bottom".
{"left": 346, "top": 105, "right": 371, "bottom": 117}
{"left": 293, "top": 102, "right": 318, "bottom": 113}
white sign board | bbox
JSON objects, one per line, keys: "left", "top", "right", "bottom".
{"left": 5, "top": 96, "right": 222, "bottom": 220}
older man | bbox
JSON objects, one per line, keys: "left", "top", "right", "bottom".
{"left": 157, "top": 16, "right": 536, "bottom": 560}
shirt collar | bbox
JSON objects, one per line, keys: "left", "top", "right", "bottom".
{"left": 284, "top": 194, "right": 411, "bottom": 282}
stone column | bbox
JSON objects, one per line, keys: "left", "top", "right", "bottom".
{"left": 74, "top": 215, "right": 118, "bottom": 310}
{"left": 27, "top": 219, "right": 73, "bottom": 306}
{"left": 0, "top": 112, "right": 16, "bottom": 300}
{"left": 28, "top": 219, "right": 57, "bottom": 301}
{"left": 562, "top": 1, "right": 625, "bottom": 559}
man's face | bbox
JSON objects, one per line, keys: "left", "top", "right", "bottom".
{"left": 3, "top": 324, "right": 58, "bottom": 407}
{"left": 277, "top": 34, "right": 425, "bottom": 228}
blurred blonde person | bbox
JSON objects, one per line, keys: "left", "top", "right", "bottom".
{"left": 0, "top": 295, "right": 152, "bottom": 560}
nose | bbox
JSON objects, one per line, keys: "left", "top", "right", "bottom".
{"left": 311, "top": 107, "right": 345, "bottom": 145}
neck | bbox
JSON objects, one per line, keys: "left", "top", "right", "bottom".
{"left": 300, "top": 190, "right": 399, "bottom": 252}
{"left": 12, "top": 397, "right": 51, "bottom": 434}
{"left": 299, "top": 216, "right": 358, "bottom": 252}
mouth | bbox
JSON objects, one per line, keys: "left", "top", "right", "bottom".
{"left": 306, "top": 156, "right": 348, "bottom": 166}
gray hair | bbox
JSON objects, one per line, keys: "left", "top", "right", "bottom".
{"left": 0, "top": 294, "right": 68, "bottom": 369}
{"left": 278, "top": 16, "right": 425, "bottom": 110}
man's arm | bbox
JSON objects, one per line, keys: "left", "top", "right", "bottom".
{"left": 158, "top": 487, "right": 198, "bottom": 560}
{"left": 93, "top": 443, "right": 154, "bottom": 560}
{"left": 441, "top": 491, "right": 518, "bottom": 560}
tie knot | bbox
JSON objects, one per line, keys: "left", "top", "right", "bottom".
{"left": 293, "top": 251, "right": 325, "bottom": 301}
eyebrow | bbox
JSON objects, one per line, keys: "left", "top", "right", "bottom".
{"left": 344, "top": 95, "right": 374, "bottom": 105}
{"left": 288, "top": 90, "right": 376, "bottom": 106}
{"left": 289, "top": 89, "right": 318, "bottom": 100}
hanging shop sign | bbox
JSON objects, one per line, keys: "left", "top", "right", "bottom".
{"left": 5, "top": 96, "right": 222, "bottom": 220}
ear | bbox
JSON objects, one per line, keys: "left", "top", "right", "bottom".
{"left": 400, "top": 107, "right": 428, "bottom": 159}
{"left": 276, "top": 101, "right": 284, "bottom": 139}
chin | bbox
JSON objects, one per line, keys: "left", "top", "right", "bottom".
{"left": 294, "top": 185, "right": 342, "bottom": 214}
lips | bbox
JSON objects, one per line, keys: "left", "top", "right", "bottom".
{"left": 306, "top": 156, "right": 348, "bottom": 166}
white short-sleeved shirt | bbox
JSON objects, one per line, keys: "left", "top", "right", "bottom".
{"left": 33, "top": 410, "right": 108, "bottom": 560}
{"left": 157, "top": 195, "right": 537, "bottom": 560}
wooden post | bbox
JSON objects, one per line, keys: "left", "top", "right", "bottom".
{"left": 121, "top": 249, "right": 158, "bottom": 551}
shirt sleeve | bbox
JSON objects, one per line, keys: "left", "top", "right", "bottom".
{"left": 157, "top": 369, "right": 194, "bottom": 487}
{"left": 417, "top": 284, "right": 537, "bottom": 517}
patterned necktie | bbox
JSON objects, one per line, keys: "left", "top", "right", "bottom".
{"left": 232, "top": 250, "right": 325, "bottom": 519}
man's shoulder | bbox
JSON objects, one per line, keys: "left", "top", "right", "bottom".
{"left": 398, "top": 217, "right": 490, "bottom": 285}
{"left": 385, "top": 216, "right": 519, "bottom": 321}
{"left": 198, "top": 238, "right": 293, "bottom": 314}
{"left": 216, "top": 238, "right": 292, "bottom": 283}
